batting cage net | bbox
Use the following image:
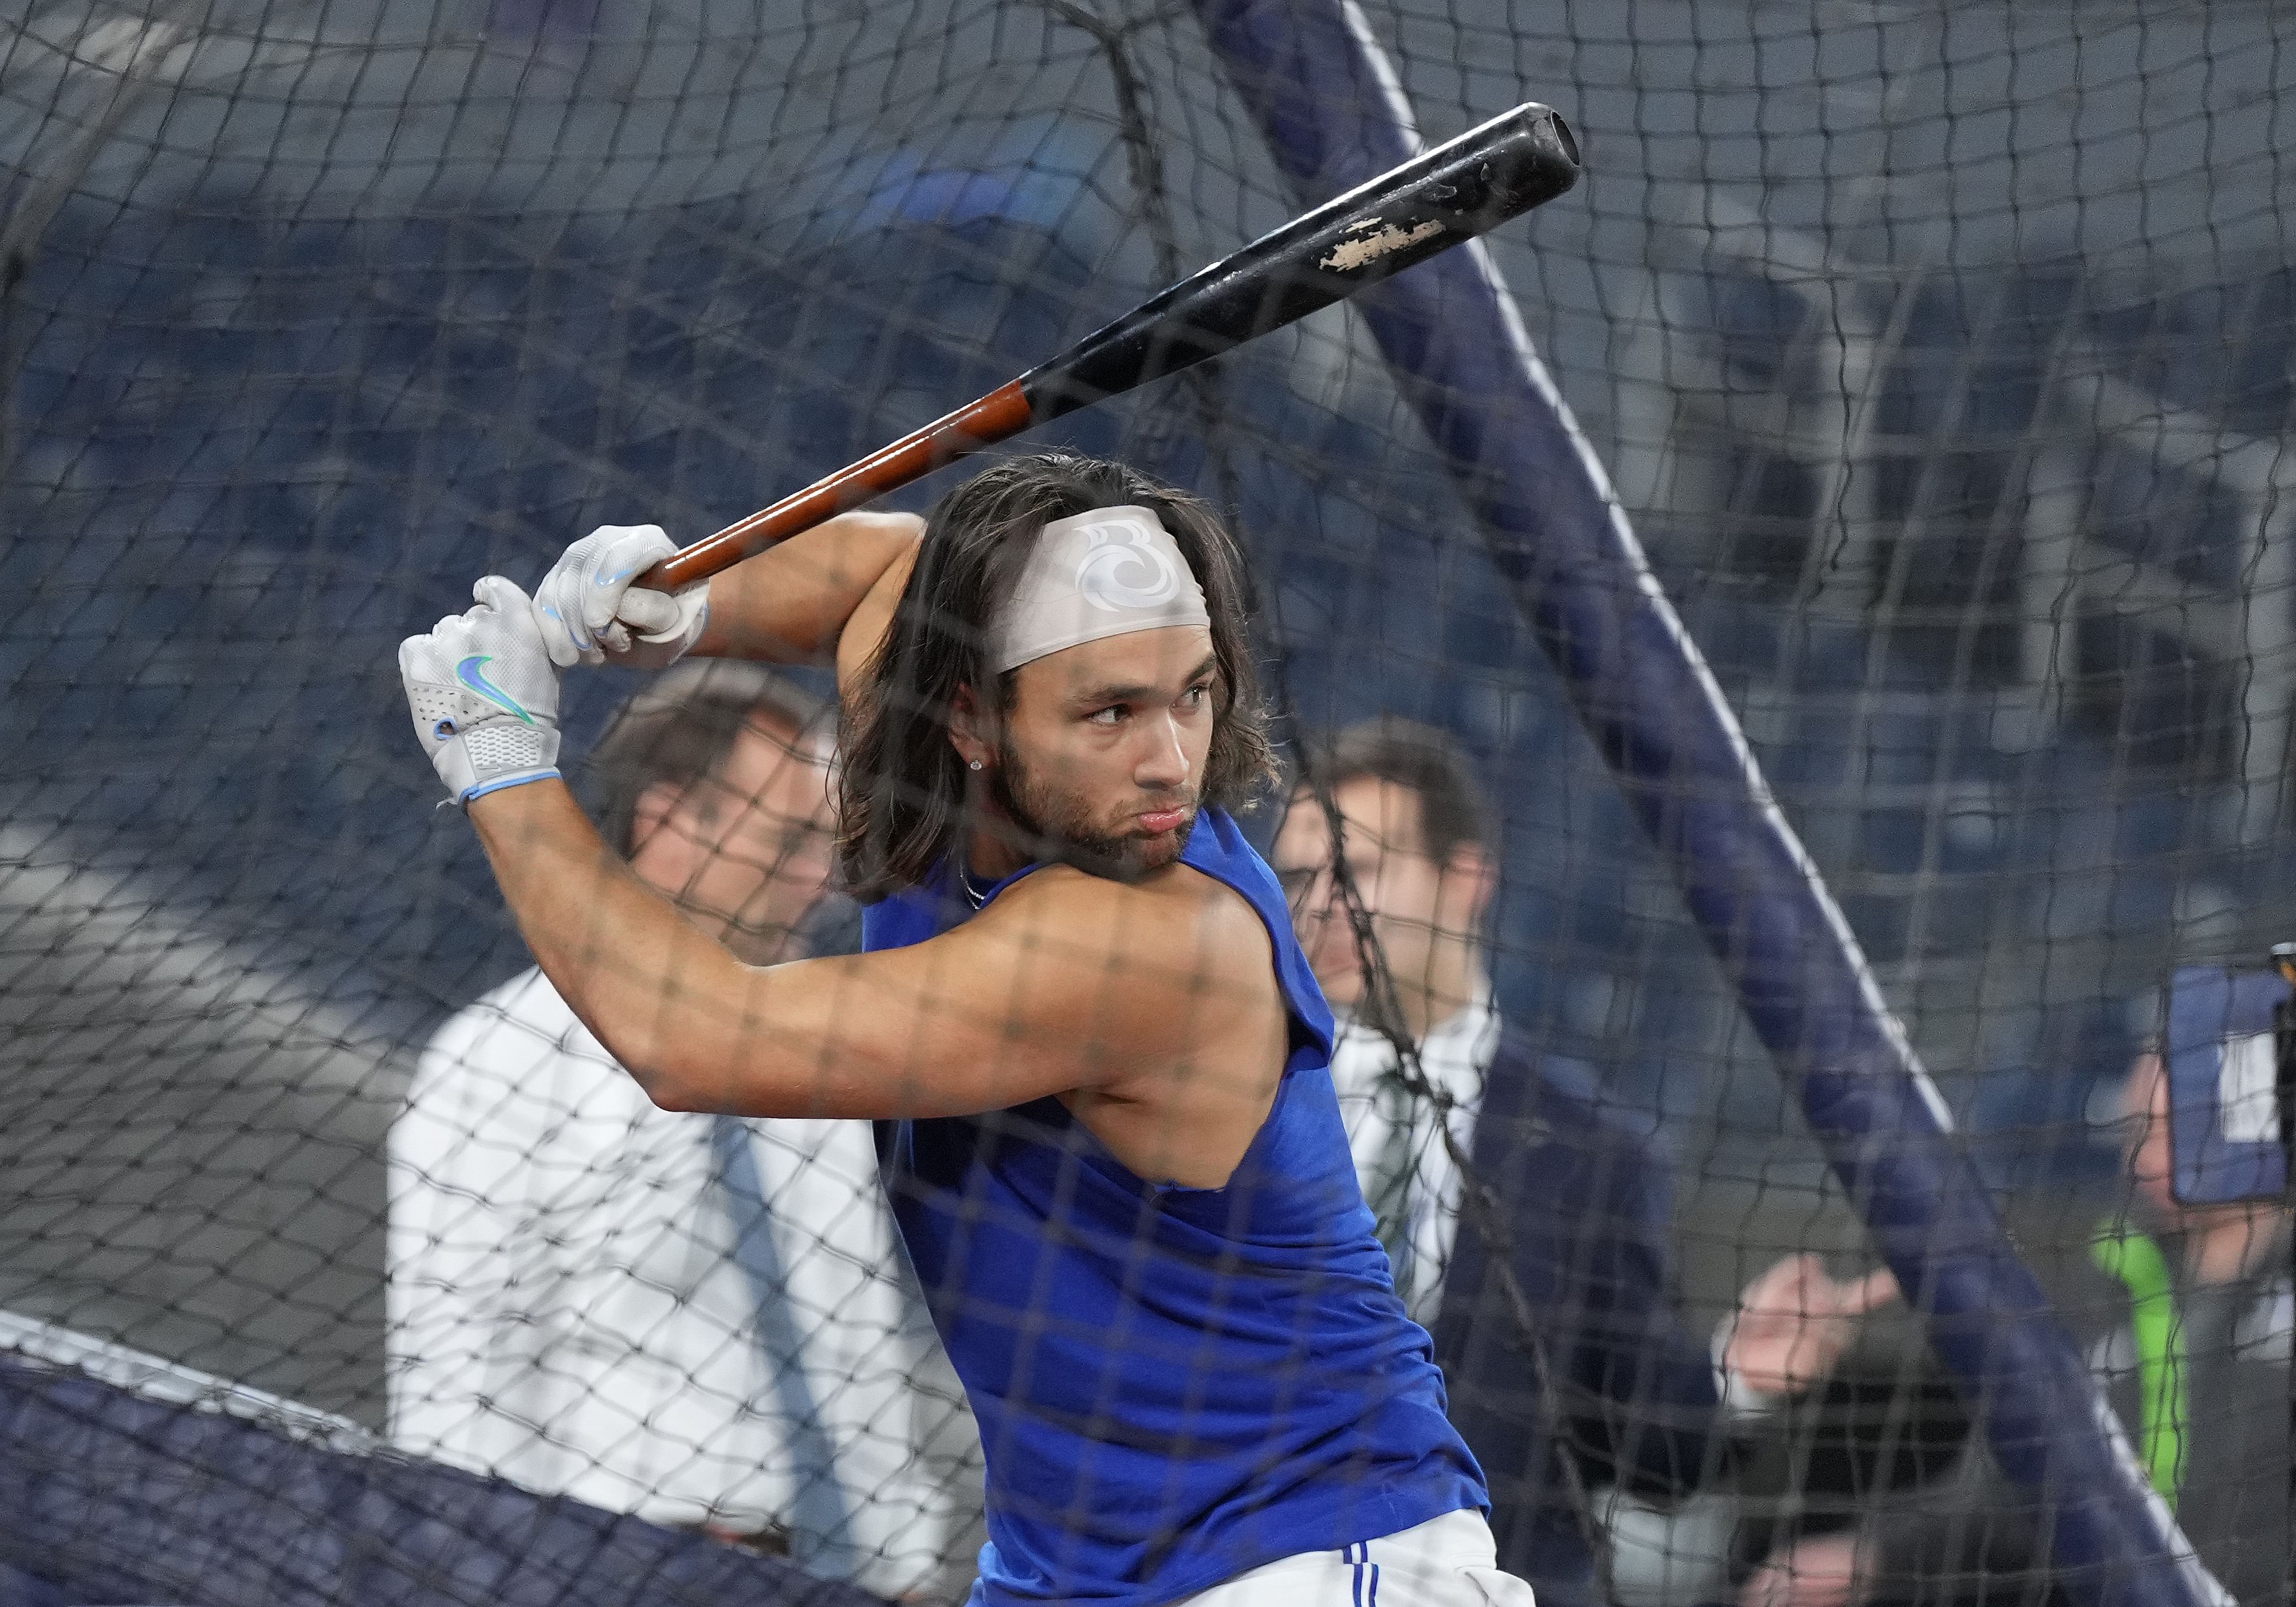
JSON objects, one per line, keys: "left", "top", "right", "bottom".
{"left": 1, "top": 3, "right": 2290, "bottom": 1606}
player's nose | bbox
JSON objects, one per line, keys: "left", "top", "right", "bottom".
{"left": 1132, "top": 711, "right": 1191, "bottom": 787}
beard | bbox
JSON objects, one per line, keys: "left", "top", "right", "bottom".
{"left": 988, "top": 734, "right": 1195, "bottom": 882}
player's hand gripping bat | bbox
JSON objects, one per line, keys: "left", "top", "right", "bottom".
{"left": 638, "top": 101, "right": 1580, "bottom": 596}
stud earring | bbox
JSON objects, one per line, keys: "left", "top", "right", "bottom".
{"left": 969, "top": 759, "right": 984, "bottom": 771}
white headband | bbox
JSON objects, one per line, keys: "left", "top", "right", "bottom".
{"left": 990, "top": 505, "right": 1213, "bottom": 674}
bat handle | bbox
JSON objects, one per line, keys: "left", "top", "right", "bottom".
{"left": 633, "top": 380, "right": 1036, "bottom": 595}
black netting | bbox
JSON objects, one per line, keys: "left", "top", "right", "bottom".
{"left": 1, "top": 4, "right": 2289, "bottom": 1606}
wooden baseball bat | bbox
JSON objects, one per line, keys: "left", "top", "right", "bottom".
{"left": 642, "top": 101, "right": 1579, "bottom": 594}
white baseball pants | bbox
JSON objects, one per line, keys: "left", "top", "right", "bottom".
{"left": 1171, "top": 1510, "right": 1536, "bottom": 1607}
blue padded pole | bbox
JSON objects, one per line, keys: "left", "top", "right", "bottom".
{"left": 1190, "top": 6, "right": 2227, "bottom": 1606}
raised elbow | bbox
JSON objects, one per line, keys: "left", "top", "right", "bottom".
{"left": 638, "top": 1075, "right": 704, "bottom": 1113}
{"left": 619, "top": 1050, "right": 710, "bottom": 1114}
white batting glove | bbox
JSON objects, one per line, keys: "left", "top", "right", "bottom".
{"left": 530, "top": 524, "right": 710, "bottom": 670}
{"left": 399, "top": 575, "right": 563, "bottom": 806}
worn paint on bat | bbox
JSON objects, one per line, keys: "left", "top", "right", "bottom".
{"left": 1319, "top": 218, "right": 1445, "bottom": 272}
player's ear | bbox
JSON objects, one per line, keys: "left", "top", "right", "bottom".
{"left": 949, "top": 682, "right": 994, "bottom": 771}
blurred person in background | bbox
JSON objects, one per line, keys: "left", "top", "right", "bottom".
{"left": 1272, "top": 716, "right": 1899, "bottom": 1607}
{"left": 386, "top": 659, "right": 982, "bottom": 1603}
{"left": 1740, "top": 1042, "right": 2289, "bottom": 1607}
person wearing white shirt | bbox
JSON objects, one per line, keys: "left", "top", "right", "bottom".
{"left": 386, "top": 661, "right": 982, "bottom": 1603}
{"left": 1272, "top": 717, "right": 1897, "bottom": 1607}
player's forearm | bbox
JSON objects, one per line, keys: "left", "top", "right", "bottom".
{"left": 464, "top": 787, "right": 1149, "bottom": 1122}
{"left": 462, "top": 779, "right": 907, "bottom": 1117}
{"left": 691, "top": 510, "right": 921, "bottom": 662}
{"left": 465, "top": 779, "right": 757, "bottom": 1106}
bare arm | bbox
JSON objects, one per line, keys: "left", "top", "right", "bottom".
{"left": 690, "top": 510, "right": 922, "bottom": 665}
{"left": 463, "top": 781, "right": 1268, "bottom": 1123}
{"left": 836, "top": 535, "right": 920, "bottom": 704}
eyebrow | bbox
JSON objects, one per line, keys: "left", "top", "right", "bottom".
{"left": 1071, "top": 653, "right": 1220, "bottom": 708}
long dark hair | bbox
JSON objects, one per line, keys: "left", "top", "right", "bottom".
{"left": 837, "top": 452, "right": 1275, "bottom": 901}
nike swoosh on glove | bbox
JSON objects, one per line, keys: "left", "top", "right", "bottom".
{"left": 399, "top": 575, "right": 564, "bottom": 806}
{"left": 530, "top": 523, "right": 710, "bottom": 670}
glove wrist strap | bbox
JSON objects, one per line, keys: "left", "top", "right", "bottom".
{"left": 455, "top": 768, "right": 563, "bottom": 810}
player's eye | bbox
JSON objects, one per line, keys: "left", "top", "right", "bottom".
{"left": 1086, "top": 705, "right": 1125, "bottom": 726}
{"left": 1180, "top": 682, "right": 1211, "bottom": 709}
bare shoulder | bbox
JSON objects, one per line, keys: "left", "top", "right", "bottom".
{"left": 974, "top": 861, "right": 1279, "bottom": 1019}
{"left": 990, "top": 865, "right": 1287, "bottom": 1181}
{"left": 990, "top": 859, "right": 1272, "bottom": 949}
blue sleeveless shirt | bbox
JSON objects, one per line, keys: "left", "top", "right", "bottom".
{"left": 863, "top": 809, "right": 1486, "bottom": 1606}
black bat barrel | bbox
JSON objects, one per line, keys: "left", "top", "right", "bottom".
{"left": 1023, "top": 102, "right": 1580, "bottom": 422}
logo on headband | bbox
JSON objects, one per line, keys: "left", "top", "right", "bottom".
{"left": 1073, "top": 520, "right": 1183, "bottom": 613}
